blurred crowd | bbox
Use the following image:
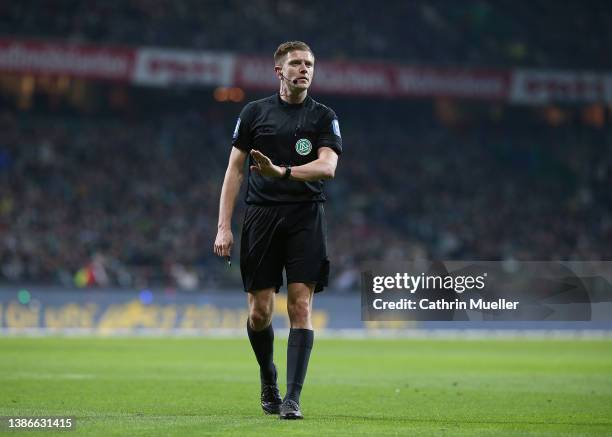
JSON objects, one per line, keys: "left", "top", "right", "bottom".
{"left": 1, "top": 0, "right": 610, "bottom": 290}
{"left": 2, "top": 0, "right": 611, "bottom": 69}
{"left": 1, "top": 100, "right": 610, "bottom": 290}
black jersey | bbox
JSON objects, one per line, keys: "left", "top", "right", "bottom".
{"left": 232, "top": 93, "right": 342, "bottom": 205}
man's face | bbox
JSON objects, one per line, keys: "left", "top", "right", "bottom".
{"left": 277, "top": 50, "right": 315, "bottom": 90}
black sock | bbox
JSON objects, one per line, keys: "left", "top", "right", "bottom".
{"left": 286, "top": 328, "right": 314, "bottom": 403}
{"left": 247, "top": 319, "right": 276, "bottom": 385}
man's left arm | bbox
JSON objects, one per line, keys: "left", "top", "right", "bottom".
{"left": 250, "top": 147, "right": 338, "bottom": 181}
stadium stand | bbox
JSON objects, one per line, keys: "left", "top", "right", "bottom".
{"left": 2, "top": 0, "right": 612, "bottom": 69}
{"left": 1, "top": 0, "right": 611, "bottom": 289}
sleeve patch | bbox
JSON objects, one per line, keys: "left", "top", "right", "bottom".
{"left": 332, "top": 119, "right": 341, "bottom": 138}
{"left": 232, "top": 118, "right": 241, "bottom": 139}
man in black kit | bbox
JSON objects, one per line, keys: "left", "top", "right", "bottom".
{"left": 214, "top": 41, "right": 342, "bottom": 420}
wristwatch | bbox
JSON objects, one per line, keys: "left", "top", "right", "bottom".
{"left": 282, "top": 165, "right": 292, "bottom": 180}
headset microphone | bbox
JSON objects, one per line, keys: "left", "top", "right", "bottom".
{"left": 279, "top": 72, "right": 299, "bottom": 85}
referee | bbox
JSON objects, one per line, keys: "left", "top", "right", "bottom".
{"left": 214, "top": 41, "right": 342, "bottom": 420}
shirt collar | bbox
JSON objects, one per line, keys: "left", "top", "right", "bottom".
{"left": 277, "top": 93, "right": 311, "bottom": 108}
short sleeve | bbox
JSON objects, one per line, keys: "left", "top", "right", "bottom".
{"left": 316, "top": 109, "right": 343, "bottom": 156}
{"left": 231, "top": 103, "right": 256, "bottom": 151}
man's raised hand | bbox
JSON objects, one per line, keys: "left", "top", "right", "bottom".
{"left": 250, "top": 150, "right": 284, "bottom": 178}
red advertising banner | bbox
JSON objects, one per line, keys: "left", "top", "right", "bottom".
{"left": 232, "top": 55, "right": 510, "bottom": 100}
{"left": 313, "top": 61, "right": 395, "bottom": 96}
{"left": 230, "top": 55, "right": 277, "bottom": 90}
{"left": 0, "top": 38, "right": 135, "bottom": 81}
{"left": 394, "top": 67, "right": 510, "bottom": 100}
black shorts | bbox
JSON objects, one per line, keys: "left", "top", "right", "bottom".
{"left": 240, "top": 202, "right": 330, "bottom": 294}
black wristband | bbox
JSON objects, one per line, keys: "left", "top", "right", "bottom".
{"left": 282, "top": 166, "right": 292, "bottom": 180}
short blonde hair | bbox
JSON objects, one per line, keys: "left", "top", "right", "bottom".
{"left": 274, "top": 41, "right": 314, "bottom": 65}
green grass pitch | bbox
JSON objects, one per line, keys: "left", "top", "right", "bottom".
{"left": 1, "top": 336, "right": 611, "bottom": 436}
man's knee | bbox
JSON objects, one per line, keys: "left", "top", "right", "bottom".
{"left": 248, "top": 289, "right": 275, "bottom": 331}
{"left": 287, "top": 282, "right": 314, "bottom": 325}
{"left": 249, "top": 310, "right": 272, "bottom": 330}
{"left": 287, "top": 298, "right": 311, "bottom": 324}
